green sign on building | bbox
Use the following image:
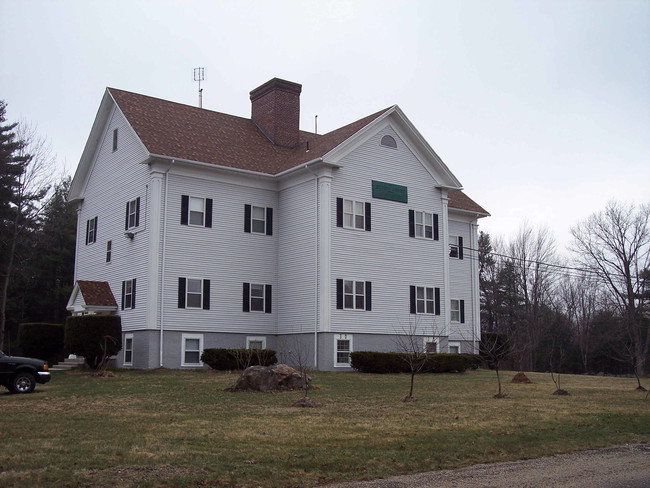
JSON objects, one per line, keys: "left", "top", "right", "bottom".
{"left": 372, "top": 180, "right": 408, "bottom": 203}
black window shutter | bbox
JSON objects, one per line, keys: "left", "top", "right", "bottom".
{"left": 409, "top": 286, "right": 416, "bottom": 314}
{"left": 336, "top": 279, "right": 343, "bottom": 309}
{"left": 244, "top": 205, "right": 251, "bottom": 233}
{"left": 433, "top": 214, "right": 439, "bottom": 241}
{"left": 266, "top": 208, "right": 273, "bottom": 236}
{"left": 408, "top": 210, "right": 415, "bottom": 237}
{"left": 135, "top": 197, "right": 140, "bottom": 227}
{"left": 121, "top": 281, "right": 125, "bottom": 310}
{"left": 85, "top": 219, "right": 90, "bottom": 245}
{"left": 365, "top": 202, "right": 371, "bottom": 231}
{"left": 205, "top": 199, "right": 213, "bottom": 228}
{"left": 178, "top": 278, "right": 186, "bottom": 308}
{"left": 181, "top": 195, "right": 189, "bottom": 225}
{"left": 435, "top": 287, "right": 441, "bottom": 316}
{"left": 203, "top": 280, "right": 210, "bottom": 310}
{"left": 265, "top": 284, "right": 272, "bottom": 313}
{"left": 365, "top": 281, "right": 372, "bottom": 311}
{"left": 243, "top": 283, "right": 250, "bottom": 312}
{"left": 458, "top": 236, "right": 464, "bottom": 260}
{"left": 336, "top": 198, "right": 343, "bottom": 228}
{"left": 131, "top": 279, "right": 136, "bottom": 309}
{"left": 125, "top": 202, "right": 130, "bottom": 231}
{"left": 460, "top": 300, "right": 465, "bottom": 323}
{"left": 94, "top": 217, "right": 98, "bottom": 241}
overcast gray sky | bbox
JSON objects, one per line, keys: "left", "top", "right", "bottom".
{"left": 1, "top": 0, "right": 648, "bottom": 251}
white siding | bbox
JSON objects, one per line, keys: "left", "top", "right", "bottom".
{"left": 75, "top": 107, "right": 150, "bottom": 332}
{"left": 278, "top": 179, "right": 317, "bottom": 334}
{"left": 330, "top": 126, "right": 447, "bottom": 336}
{"left": 161, "top": 172, "right": 278, "bottom": 336}
{"left": 448, "top": 218, "right": 475, "bottom": 340}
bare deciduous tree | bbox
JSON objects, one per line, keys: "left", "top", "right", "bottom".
{"left": 558, "top": 275, "right": 601, "bottom": 373}
{"left": 507, "top": 224, "right": 559, "bottom": 372}
{"left": 571, "top": 201, "right": 650, "bottom": 377}
{"left": 480, "top": 331, "right": 510, "bottom": 398}
{"left": 393, "top": 316, "right": 439, "bottom": 402}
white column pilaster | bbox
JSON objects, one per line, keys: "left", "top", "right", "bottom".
{"left": 470, "top": 222, "right": 481, "bottom": 353}
{"left": 441, "top": 192, "right": 450, "bottom": 337}
{"left": 317, "top": 175, "right": 333, "bottom": 333}
{"left": 146, "top": 171, "right": 164, "bottom": 333}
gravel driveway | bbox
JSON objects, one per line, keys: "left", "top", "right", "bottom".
{"left": 323, "top": 443, "right": 650, "bottom": 488}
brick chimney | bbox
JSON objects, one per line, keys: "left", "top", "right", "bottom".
{"left": 250, "top": 78, "right": 302, "bottom": 148}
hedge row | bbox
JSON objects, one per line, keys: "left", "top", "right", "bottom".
{"left": 350, "top": 351, "right": 481, "bottom": 374}
{"left": 17, "top": 322, "right": 65, "bottom": 364}
{"left": 201, "top": 348, "right": 277, "bottom": 370}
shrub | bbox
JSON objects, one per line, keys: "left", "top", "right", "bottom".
{"left": 201, "top": 348, "right": 277, "bottom": 370}
{"left": 64, "top": 315, "right": 122, "bottom": 369}
{"left": 351, "top": 351, "right": 481, "bottom": 374}
{"left": 350, "top": 351, "right": 408, "bottom": 373}
{"left": 17, "top": 323, "right": 65, "bottom": 365}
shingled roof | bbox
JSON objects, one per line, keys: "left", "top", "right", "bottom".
{"left": 108, "top": 87, "right": 487, "bottom": 215}
{"left": 77, "top": 281, "right": 118, "bottom": 307}
{"left": 448, "top": 190, "right": 490, "bottom": 216}
{"left": 109, "top": 88, "right": 390, "bottom": 175}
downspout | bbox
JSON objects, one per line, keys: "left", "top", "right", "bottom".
{"left": 159, "top": 159, "right": 175, "bottom": 367}
{"left": 305, "top": 162, "right": 319, "bottom": 368}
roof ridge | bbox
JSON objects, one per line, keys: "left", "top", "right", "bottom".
{"left": 107, "top": 87, "right": 253, "bottom": 124}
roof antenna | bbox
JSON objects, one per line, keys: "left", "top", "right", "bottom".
{"left": 315, "top": 115, "right": 318, "bottom": 134}
{"left": 193, "top": 67, "right": 205, "bottom": 108}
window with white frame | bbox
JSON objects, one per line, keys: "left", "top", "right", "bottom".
{"left": 112, "top": 128, "right": 118, "bottom": 152}
{"left": 243, "top": 283, "right": 272, "bottom": 313}
{"left": 334, "top": 334, "right": 353, "bottom": 367}
{"left": 178, "top": 277, "right": 210, "bottom": 310}
{"left": 415, "top": 286, "right": 435, "bottom": 314}
{"left": 182, "top": 334, "right": 203, "bottom": 366}
{"left": 85, "top": 216, "right": 97, "bottom": 245}
{"left": 448, "top": 341, "right": 461, "bottom": 354}
{"left": 415, "top": 211, "right": 433, "bottom": 239}
{"left": 424, "top": 337, "right": 438, "bottom": 353}
{"left": 121, "top": 279, "right": 136, "bottom": 310}
{"left": 450, "top": 299, "right": 461, "bottom": 323}
{"left": 244, "top": 205, "right": 273, "bottom": 235}
{"left": 189, "top": 197, "right": 205, "bottom": 226}
{"left": 186, "top": 278, "right": 203, "bottom": 308}
{"left": 449, "top": 236, "right": 462, "bottom": 259}
{"left": 252, "top": 206, "right": 266, "bottom": 234}
{"left": 246, "top": 336, "right": 266, "bottom": 350}
{"left": 124, "top": 334, "right": 133, "bottom": 366}
{"left": 125, "top": 197, "right": 140, "bottom": 230}
{"left": 250, "top": 284, "right": 265, "bottom": 311}
{"left": 344, "top": 280, "right": 365, "bottom": 310}
{"left": 106, "top": 240, "right": 112, "bottom": 263}
{"left": 181, "top": 195, "right": 212, "bottom": 228}
{"left": 344, "top": 199, "right": 365, "bottom": 230}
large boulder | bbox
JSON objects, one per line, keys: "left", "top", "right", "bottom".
{"left": 228, "top": 364, "right": 310, "bottom": 392}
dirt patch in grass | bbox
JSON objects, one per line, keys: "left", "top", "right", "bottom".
{"left": 511, "top": 372, "right": 533, "bottom": 384}
{"left": 292, "top": 396, "right": 322, "bottom": 408}
{"left": 77, "top": 464, "right": 195, "bottom": 487}
{"left": 553, "top": 389, "right": 571, "bottom": 396}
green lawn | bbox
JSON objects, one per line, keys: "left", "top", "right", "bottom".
{"left": 1, "top": 368, "right": 648, "bottom": 487}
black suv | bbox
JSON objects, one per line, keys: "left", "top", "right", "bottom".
{"left": 0, "top": 350, "right": 51, "bottom": 394}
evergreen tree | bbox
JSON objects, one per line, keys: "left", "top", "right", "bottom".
{"left": 0, "top": 101, "right": 29, "bottom": 350}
